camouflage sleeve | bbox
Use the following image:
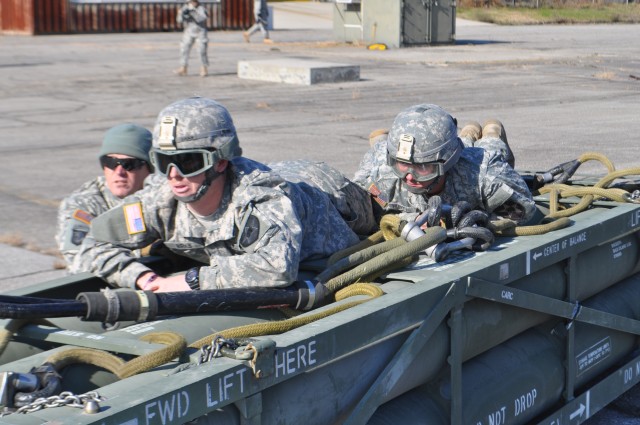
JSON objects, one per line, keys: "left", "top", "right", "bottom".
{"left": 177, "top": 5, "right": 185, "bottom": 24}
{"left": 352, "top": 144, "right": 380, "bottom": 189}
{"left": 201, "top": 191, "right": 302, "bottom": 290}
{"left": 56, "top": 197, "right": 94, "bottom": 265}
{"left": 72, "top": 236, "right": 152, "bottom": 288}
{"left": 55, "top": 187, "right": 102, "bottom": 269}
{"left": 480, "top": 153, "right": 536, "bottom": 224}
{"left": 193, "top": 6, "right": 208, "bottom": 25}
{"left": 75, "top": 196, "right": 162, "bottom": 288}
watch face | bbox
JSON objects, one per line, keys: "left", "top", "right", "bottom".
{"left": 186, "top": 268, "right": 199, "bottom": 284}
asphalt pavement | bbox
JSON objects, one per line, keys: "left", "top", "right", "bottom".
{"left": 0, "top": 2, "right": 639, "bottom": 421}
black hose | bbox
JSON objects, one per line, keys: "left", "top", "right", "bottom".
{"left": 0, "top": 301, "right": 87, "bottom": 319}
{"left": 0, "top": 295, "right": 80, "bottom": 305}
{"left": 0, "top": 283, "right": 327, "bottom": 322}
{"left": 154, "top": 287, "right": 303, "bottom": 314}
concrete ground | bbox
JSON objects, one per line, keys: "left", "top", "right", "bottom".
{"left": 0, "top": 2, "right": 639, "bottom": 422}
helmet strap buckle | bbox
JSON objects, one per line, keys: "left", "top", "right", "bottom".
{"left": 396, "top": 134, "right": 414, "bottom": 162}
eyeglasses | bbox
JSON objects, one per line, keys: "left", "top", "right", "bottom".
{"left": 150, "top": 149, "right": 219, "bottom": 177}
{"left": 388, "top": 157, "right": 444, "bottom": 182}
{"left": 100, "top": 156, "right": 148, "bottom": 172}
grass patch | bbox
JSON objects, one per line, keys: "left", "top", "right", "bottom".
{"left": 0, "top": 233, "right": 25, "bottom": 248}
{"left": 457, "top": 3, "right": 640, "bottom": 24}
{"left": 0, "top": 232, "right": 64, "bottom": 265}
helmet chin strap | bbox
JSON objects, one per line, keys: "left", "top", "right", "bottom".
{"left": 174, "top": 168, "right": 222, "bottom": 203}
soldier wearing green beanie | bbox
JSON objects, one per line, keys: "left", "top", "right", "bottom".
{"left": 99, "top": 123, "right": 152, "bottom": 164}
{"left": 56, "top": 123, "right": 162, "bottom": 270}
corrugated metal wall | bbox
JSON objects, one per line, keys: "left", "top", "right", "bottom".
{"left": 0, "top": 0, "right": 252, "bottom": 35}
{"left": 36, "top": 0, "right": 70, "bottom": 33}
{"left": 1, "top": 0, "right": 36, "bottom": 34}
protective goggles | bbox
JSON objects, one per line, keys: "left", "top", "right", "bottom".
{"left": 150, "top": 149, "right": 219, "bottom": 177}
{"left": 100, "top": 156, "right": 148, "bottom": 172}
{"left": 388, "top": 157, "right": 444, "bottom": 182}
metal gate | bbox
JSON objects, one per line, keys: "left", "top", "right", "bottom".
{"left": 0, "top": 0, "right": 252, "bottom": 35}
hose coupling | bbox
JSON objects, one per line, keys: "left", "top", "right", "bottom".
{"left": 294, "top": 280, "right": 330, "bottom": 310}
{"left": 77, "top": 288, "right": 158, "bottom": 323}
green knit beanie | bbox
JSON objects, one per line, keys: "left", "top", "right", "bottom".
{"left": 99, "top": 123, "right": 152, "bottom": 162}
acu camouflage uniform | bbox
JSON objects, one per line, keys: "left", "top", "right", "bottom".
{"left": 353, "top": 109, "right": 535, "bottom": 224}
{"left": 80, "top": 158, "right": 370, "bottom": 290}
{"left": 245, "top": 0, "right": 270, "bottom": 40}
{"left": 177, "top": 2, "right": 209, "bottom": 68}
{"left": 56, "top": 174, "right": 163, "bottom": 271}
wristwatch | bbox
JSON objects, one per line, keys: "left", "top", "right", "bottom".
{"left": 185, "top": 267, "right": 200, "bottom": 290}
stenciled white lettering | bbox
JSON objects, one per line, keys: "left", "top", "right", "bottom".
{"left": 514, "top": 388, "right": 537, "bottom": 416}
{"left": 488, "top": 406, "right": 507, "bottom": 425}
{"left": 57, "top": 330, "right": 85, "bottom": 337}
{"left": 206, "top": 369, "right": 247, "bottom": 408}
{"left": 145, "top": 391, "right": 189, "bottom": 425}
{"left": 569, "top": 232, "right": 587, "bottom": 246}
{"left": 501, "top": 290, "right": 514, "bottom": 300}
{"left": 275, "top": 340, "right": 318, "bottom": 378}
{"left": 543, "top": 243, "right": 560, "bottom": 256}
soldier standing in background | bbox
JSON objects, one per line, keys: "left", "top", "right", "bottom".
{"left": 176, "top": 0, "right": 209, "bottom": 77}
{"left": 243, "top": 0, "right": 272, "bottom": 44}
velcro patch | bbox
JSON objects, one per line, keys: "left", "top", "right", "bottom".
{"left": 368, "top": 183, "right": 382, "bottom": 197}
{"left": 239, "top": 215, "right": 261, "bottom": 249}
{"left": 72, "top": 209, "right": 94, "bottom": 226}
{"left": 123, "top": 202, "right": 146, "bottom": 235}
{"left": 368, "top": 183, "right": 388, "bottom": 208}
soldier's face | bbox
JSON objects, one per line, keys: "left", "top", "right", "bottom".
{"left": 404, "top": 172, "right": 446, "bottom": 194}
{"left": 167, "top": 159, "right": 228, "bottom": 200}
{"left": 167, "top": 166, "right": 206, "bottom": 199}
{"left": 102, "top": 154, "right": 150, "bottom": 198}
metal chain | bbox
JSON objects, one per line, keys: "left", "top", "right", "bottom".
{"left": 198, "top": 337, "right": 255, "bottom": 364}
{"left": 0, "top": 391, "right": 103, "bottom": 416}
{"left": 199, "top": 336, "right": 235, "bottom": 364}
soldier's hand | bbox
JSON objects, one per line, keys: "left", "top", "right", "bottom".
{"left": 154, "top": 275, "right": 191, "bottom": 292}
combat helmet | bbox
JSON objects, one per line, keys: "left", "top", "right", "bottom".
{"left": 386, "top": 104, "right": 463, "bottom": 193}
{"left": 150, "top": 97, "right": 243, "bottom": 202}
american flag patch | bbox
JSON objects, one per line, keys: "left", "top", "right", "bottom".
{"left": 368, "top": 183, "right": 388, "bottom": 208}
{"left": 368, "top": 183, "right": 382, "bottom": 197}
{"left": 72, "top": 209, "right": 94, "bottom": 225}
{"left": 123, "top": 202, "right": 146, "bottom": 235}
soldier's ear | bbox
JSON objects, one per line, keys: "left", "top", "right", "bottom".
{"left": 215, "top": 160, "right": 228, "bottom": 173}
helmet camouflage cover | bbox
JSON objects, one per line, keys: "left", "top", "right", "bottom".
{"left": 387, "top": 104, "right": 462, "bottom": 173}
{"left": 153, "top": 96, "right": 242, "bottom": 160}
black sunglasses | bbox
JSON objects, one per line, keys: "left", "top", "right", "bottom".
{"left": 100, "top": 156, "right": 148, "bottom": 172}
